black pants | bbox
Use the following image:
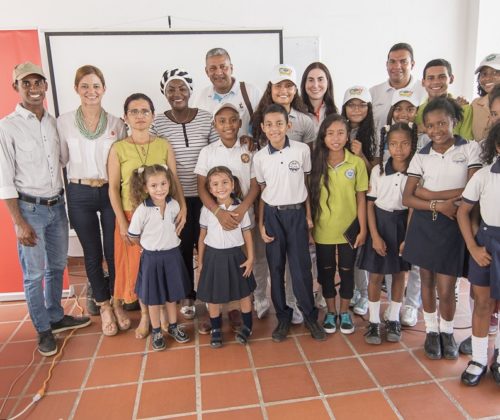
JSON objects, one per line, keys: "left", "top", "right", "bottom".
{"left": 179, "top": 196, "right": 203, "bottom": 300}
{"left": 67, "top": 182, "right": 115, "bottom": 302}
{"left": 264, "top": 204, "right": 317, "bottom": 322}
{"left": 316, "top": 243, "right": 356, "bottom": 300}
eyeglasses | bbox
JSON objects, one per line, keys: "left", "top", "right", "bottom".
{"left": 127, "top": 109, "right": 152, "bottom": 117}
{"left": 346, "top": 103, "right": 368, "bottom": 110}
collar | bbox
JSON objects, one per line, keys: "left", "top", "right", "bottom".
{"left": 419, "top": 135, "right": 467, "bottom": 155}
{"left": 491, "top": 157, "right": 500, "bottom": 174}
{"left": 384, "top": 157, "right": 406, "bottom": 175}
{"left": 15, "top": 103, "right": 46, "bottom": 120}
{"left": 329, "top": 149, "right": 355, "bottom": 169}
{"left": 211, "top": 78, "right": 238, "bottom": 102}
{"left": 145, "top": 196, "right": 172, "bottom": 207}
{"left": 268, "top": 136, "right": 290, "bottom": 154}
{"left": 289, "top": 108, "right": 298, "bottom": 120}
{"left": 215, "top": 138, "right": 241, "bottom": 148}
{"left": 384, "top": 75, "right": 416, "bottom": 93}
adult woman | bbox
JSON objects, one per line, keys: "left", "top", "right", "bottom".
{"left": 151, "top": 68, "right": 218, "bottom": 320}
{"left": 300, "top": 62, "right": 338, "bottom": 133}
{"left": 108, "top": 93, "right": 186, "bottom": 338}
{"left": 58, "top": 65, "right": 127, "bottom": 336}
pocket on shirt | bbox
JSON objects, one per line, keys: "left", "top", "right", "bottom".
{"left": 16, "top": 139, "right": 36, "bottom": 163}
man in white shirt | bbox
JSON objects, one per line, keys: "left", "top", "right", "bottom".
{"left": 0, "top": 62, "right": 90, "bottom": 357}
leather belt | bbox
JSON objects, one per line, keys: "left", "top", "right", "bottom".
{"left": 70, "top": 178, "right": 108, "bottom": 188}
{"left": 18, "top": 190, "right": 64, "bottom": 206}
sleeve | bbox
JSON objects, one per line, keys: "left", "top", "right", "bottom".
{"left": 0, "top": 126, "right": 19, "bottom": 199}
{"left": 193, "top": 145, "right": 209, "bottom": 176}
{"left": 302, "top": 115, "right": 317, "bottom": 144}
{"left": 57, "top": 117, "right": 69, "bottom": 167}
{"left": 170, "top": 198, "right": 180, "bottom": 223}
{"left": 367, "top": 166, "right": 379, "bottom": 200}
{"left": 254, "top": 153, "right": 266, "bottom": 185}
{"left": 199, "top": 206, "right": 209, "bottom": 229}
{"left": 249, "top": 151, "right": 256, "bottom": 180}
{"left": 302, "top": 144, "right": 312, "bottom": 174}
{"left": 457, "top": 104, "right": 474, "bottom": 141}
{"left": 466, "top": 141, "right": 482, "bottom": 169}
{"left": 407, "top": 153, "right": 423, "bottom": 179}
{"left": 355, "top": 159, "right": 369, "bottom": 192}
{"left": 127, "top": 205, "right": 144, "bottom": 237}
{"left": 207, "top": 120, "right": 219, "bottom": 144}
{"left": 461, "top": 170, "right": 482, "bottom": 204}
{"left": 240, "top": 211, "right": 252, "bottom": 231}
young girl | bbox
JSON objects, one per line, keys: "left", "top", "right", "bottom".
{"left": 402, "top": 96, "right": 482, "bottom": 360}
{"left": 310, "top": 113, "right": 368, "bottom": 335}
{"left": 127, "top": 164, "right": 190, "bottom": 351}
{"left": 358, "top": 123, "right": 416, "bottom": 344}
{"left": 197, "top": 166, "right": 256, "bottom": 348}
{"left": 457, "top": 122, "right": 500, "bottom": 386}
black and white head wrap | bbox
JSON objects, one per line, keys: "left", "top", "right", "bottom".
{"left": 160, "top": 68, "right": 193, "bottom": 95}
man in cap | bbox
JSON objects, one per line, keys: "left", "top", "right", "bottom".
{"left": 0, "top": 62, "right": 90, "bottom": 357}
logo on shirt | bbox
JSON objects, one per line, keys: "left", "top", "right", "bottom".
{"left": 239, "top": 102, "right": 245, "bottom": 110}
{"left": 345, "top": 168, "right": 355, "bottom": 179}
{"left": 452, "top": 153, "right": 466, "bottom": 163}
{"left": 241, "top": 153, "right": 250, "bottom": 163}
{"left": 288, "top": 160, "right": 300, "bottom": 172}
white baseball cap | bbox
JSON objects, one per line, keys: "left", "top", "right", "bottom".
{"left": 212, "top": 102, "right": 241, "bottom": 119}
{"left": 391, "top": 89, "right": 421, "bottom": 107}
{"left": 475, "top": 53, "right": 500, "bottom": 74}
{"left": 270, "top": 64, "right": 297, "bottom": 85}
{"left": 343, "top": 86, "right": 371, "bottom": 105}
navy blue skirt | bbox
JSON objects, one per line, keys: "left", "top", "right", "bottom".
{"left": 468, "top": 223, "right": 500, "bottom": 299}
{"left": 197, "top": 246, "right": 256, "bottom": 304}
{"left": 135, "top": 247, "right": 190, "bottom": 305}
{"left": 403, "top": 209, "right": 466, "bottom": 277}
{"left": 358, "top": 207, "right": 410, "bottom": 274}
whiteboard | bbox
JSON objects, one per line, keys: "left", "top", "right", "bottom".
{"left": 42, "top": 30, "right": 283, "bottom": 118}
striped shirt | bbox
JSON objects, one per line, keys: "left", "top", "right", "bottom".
{"left": 151, "top": 108, "right": 218, "bottom": 197}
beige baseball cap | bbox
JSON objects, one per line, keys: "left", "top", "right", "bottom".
{"left": 12, "top": 62, "right": 46, "bottom": 83}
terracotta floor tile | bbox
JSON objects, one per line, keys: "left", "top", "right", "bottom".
{"left": 97, "top": 329, "right": 147, "bottom": 356}
{"left": 311, "top": 358, "right": 376, "bottom": 394}
{"left": 197, "top": 320, "right": 236, "bottom": 346}
{"left": 144, "top": 347, "right": 195, "bottom": 380}
{"left": 2, "top": 392, "right": 77, "bottom": 420}
{"left": 137, "top": 378, "right": 195, "bottom": 418}
{"left": 10, "top": 321, "right": 37, "bottom": 342}
{"left": 258, "top": 364, "right": 318, "bottom": 402}
{"left": 345, "top": 328, "right": 404, "bottom": 354}
{"left": 362, "top": 351, "right": 431, "bottom": 386}
{"left": 296, "top": 333, "right": 354, "bottom": 360}
{"left": 0, "top": 322, "right": 18, "bottom": 344}
{"left": 58, "top": 333, "right": 100, "bottom": 360}
{"left": 387, "top": 383, "right": 464, "bottom": 420}
{"left": 413, "top": 348, "right": 468, "bottom": 379}
{"left": 400, "top": 327, "right": 426, "bottom": 348}
{"left": 0, "top": 341, "right": 42, "bottom": 367}
{"left": 250, "top": 317, "right": 279, "bottom": 340}
{"left": 201, "top": 371, "right": 259, "bottom": 410}
{"left": 0, "top": 304, "right": 28, "bottom": 322}
{"left": 0, "top": 366, "right": 32, "bottom": 398}
{"left": 199, "top": 343, "right": 250, "bottom": 373}
{"left": 74, "top": 384, "right": 137, "bottom": 420}
{"left": 250, "top": 339, "right": 302, "bottom": 367}
{"left": 72, "top": 316, "right": 104, "bottom": 335}
{"left": 441, "top": 377, "right": 500, "bottom": 418}
{"left": 26, "top": 359, "right": 89, "bottom": 395}
{"left": 328, "top": 391, "right": 399, "bottom": 420}
{"left": 267, "top": 399, "right": 331, "bottom": 419}
{"left": 86, "top": 353, "right": 142, "bottom": 386}
{"left": 203, "top": 407, "right": 263, "bottom": 419}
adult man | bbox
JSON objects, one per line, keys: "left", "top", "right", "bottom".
{"left": 370, "top": 43, "right": 426, "bottom": 130}
{"left": 192, "top": 47, "right": 261, "bottom": 137}
{"left": 0, "top": 62, "right": 90, "bottom": 357}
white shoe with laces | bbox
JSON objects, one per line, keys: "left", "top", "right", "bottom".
{"left": 291, "top": 307, "right": 304, "bottom": 324}
{"left": 254, "top": 298, "right": 271, "bottom": 319}
{"left": 353, "top": 297, "right": 368, "bottom": 316}
{"left": 400, "top": 305, "right": 418, "bottom": 327}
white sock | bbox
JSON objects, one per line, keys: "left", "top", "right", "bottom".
{"left": 423, "top": 311, "right": 439, "bottom": 333}
{"left": 388, "top": 301, "right": 402, "bottom": 322}
{"left": 466, "top": 335, "right": 488, "bottom": 375}
{"left": 369, "top": 300, "right": 381, "bottom": 324}
{"left": 439, "top": 318, "right": 454, "bottom": 334}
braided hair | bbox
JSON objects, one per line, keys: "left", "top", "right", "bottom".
{"left": 378, "top": 122, "right": 418, "bottom": 175}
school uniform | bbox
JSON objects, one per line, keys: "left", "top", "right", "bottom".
{"left": 253, "top": 137, "right": 317, "bottom": 322}
{"left": 196, "top": 203, "right": 256, "bottom": 304}
{"left": 403, "top": 137, "right": 482, "bottom": 276}
{"left": 358, "top": 159, "right": 411, "bottom": 274}
{"left": 462, "top": 159, "right": 500, "bottom": 299}
{"left": 127, "top": 197, "right": 190, "bottom": 305}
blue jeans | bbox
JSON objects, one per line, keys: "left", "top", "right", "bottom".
{"left": 18, "top": 199, "right": 68, "bottom": 333}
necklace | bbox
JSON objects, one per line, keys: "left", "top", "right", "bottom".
{"left": 168, "top": 108, "right": 193, "bottom": 124}
{"left": 130, "top": 135, "right": 151, "bottom": 166}
{"left": 75, "top": 106, "right": 108, "bottom": 140}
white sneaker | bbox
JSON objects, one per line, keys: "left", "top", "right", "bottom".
{"left": 353, "top": 297, "right": 368, "bottom": 316}
{"left": 314, "top": 291, "right": 327, "bottom": 309}
{"left": 349, "top": 289, "right": 361, "bottom": 308}
{"left": 291, "top": 307, "right": 304, "bottom": 324}
{"left": 254, "top": 298, "right": 270, "bottom": 319}
{"left": 180, "top": 305, "right": 196, "bottom": 320}
{"left": 401, "top": 305, "right": 418, "bottom": 327}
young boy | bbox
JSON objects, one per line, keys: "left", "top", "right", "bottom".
{"left": 254, "top": 103, "right": 325, "bottom": 342}
{"left": 416, "top": 58, "right": 473, "bottom": 140}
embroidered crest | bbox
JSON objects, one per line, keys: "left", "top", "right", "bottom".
{"left": 345, "top": 168, "right": 355, "bottom": 179}
{"left": 241, "top": 153, "right": 250, "bottom": 163}
{"left": 288, "top": 160, "right": 300, "bottom": 172}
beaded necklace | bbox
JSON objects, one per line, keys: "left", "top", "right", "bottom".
{"left": 75, "top": 106, "right": 108, "bottom": 140}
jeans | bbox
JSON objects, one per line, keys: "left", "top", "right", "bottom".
{"left": 18, "top": 199, "right": 68, "bottom": 333}
{"left": 67, "top": 183, "right": 115, "bottom": 302}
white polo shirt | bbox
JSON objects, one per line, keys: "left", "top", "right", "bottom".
{"left": 462, "top": 160, "right": 500, "bottom": 227}
{"left": 367, "top": 159, "right": 408, "bottom": 212}
{"left": 200, "top": 203, "right": 252, "bottom": 249}
{"left": 128, "top": 197, "right": 181, "bottom": 251}
{"left": 407, "top": 137, "right": 482, "bottom": 191}
{"left": 254, "top": 138, "right": 311, "bottom": 206}
{"left": 192, "top": 78, "right": 261, "bottom": 137}
{"left": 288, "top": 109, "right": 316, "bottom": 144}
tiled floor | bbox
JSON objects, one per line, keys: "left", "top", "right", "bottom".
{"left": 0, "top": 259, "right": 499, "bottom": 420}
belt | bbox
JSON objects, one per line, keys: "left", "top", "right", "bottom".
{"left": 18, "top": 190, "right": 64, "bottom": 207}
{"left": 70, "top": 178, "right": 108, "bottom": 188}
{"left": 268, "top": 203, "right": 303, "bottom": 210}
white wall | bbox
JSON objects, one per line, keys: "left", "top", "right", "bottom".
{"left": 1, "top": 0, "right": 497, "bottom": 108}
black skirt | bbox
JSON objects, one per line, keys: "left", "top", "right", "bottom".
{"left": 403, "top": 209, "right": 466, "bottom": 277}
{"left": 135, "top": 247, "right": 190, "bottom": 305}
{"left": 358, "top": 207, "right": 410, "bottom": 274}
{"left": 197, "top": 246, "right": 256, "bottom": 304}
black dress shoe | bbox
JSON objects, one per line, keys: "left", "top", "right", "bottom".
{"left": 424, "top": 332, "right": 442, "bottom": 359}
{"left": 491, "top": 348, "right": 500, "bottom": 385}
{"left": 458, "top": 336, "right": 472, "bottom": 355}
{"left": 272, "top": 319, "right": 291, "bottom": 342}
{"left": 461, "top": 360, "right": 487, "bottom": 386}
{"left": 440, "top": 332, "right": 458, "bottom": 360}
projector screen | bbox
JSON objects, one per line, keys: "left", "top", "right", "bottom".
{"left": 43, "top": 30, "right": 283, "bottom": 118}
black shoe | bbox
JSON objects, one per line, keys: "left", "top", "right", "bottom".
{"left": 122, "top": 300, "right": 140, "bottom": 311}
{"left": 364, "top": 322, "right": 382, "bottom": 345}
{"left": 167, "top": 325, "right": 190, "bottom": 343}
{"left": 38, "top": 330, "right": 57, "bottom": 356}
{"left": 304, "top": 318, "right": 326, "bottom": 341}
{"left": 424, "top": 332, "right": 442, "bottom": 359}
{"left": 461, "top": 360, "right": 487, "bottom": 386}
{"left": 491, "top": 349, "right": 500, "bottom": 385}
{"left": 235, "top": 325, "right": 252, "bottom": 345}
{"left": 272, "top": 319, "right": 291, "bottom": 342}
{"left": 210, "top": 328, "right": 223, "bottom": 348}
{"left": 458, "top": 336, "right": 472, "bottom": 355}
{"left": 51, "top": 315, "right": 91, "bottom": 334}
{"left": 152, "top": 331, "right": 166, "bottom": 351}
{"left": 86, "top": 283, "right": 100, "bottom": 316}
{"left": 386, "top": 320, "right": 402, "bottom": 342}
{"left": 440, "top": 332, "right": 458, "bottom": 360}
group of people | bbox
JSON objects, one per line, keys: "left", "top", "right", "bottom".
{"left": 0, "top": 42, "right": 499, "bottom": 389}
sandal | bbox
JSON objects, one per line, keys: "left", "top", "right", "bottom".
{"left": 112, "top": 300, "right": 131, "bottom": 331}
{"left": 98, "top": 302, "right": 118, "bottom": 337}
{"left": 135, "top": 311, "right": 150, "bottom": 339}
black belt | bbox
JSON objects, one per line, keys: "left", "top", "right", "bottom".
{"left": 268, "top": 203, "right": 303, "bottom": 210}
{"left": 18, "top": 190, "right": 64, "bottom": 206}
